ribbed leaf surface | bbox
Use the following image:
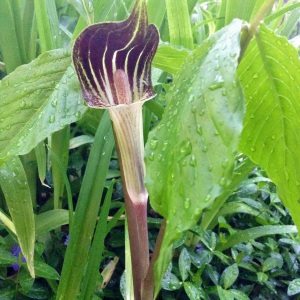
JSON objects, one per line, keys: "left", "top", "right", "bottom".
{"left": 238, "top": 24, "right": 300, "bottom": 232}
{"left": 0, "top": 48, "right": 87, "bottom": 162}
{"left": 145, "top": 19, "right": 244, "bottom": 295}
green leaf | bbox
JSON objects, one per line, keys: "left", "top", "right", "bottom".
{"left": 230, "top": 289, "right": 250, "bottom": 300}
{"left": 262, "top": 256, "right": 283, "bottom": 272}
{"left": 161, "top": 263, "right": 182, "bottom": 291}
{"left": 35, "top": 209, "right": 69, "bottom": 236}
{"left": 288, "top": 278, "right": 300, "bottom": 296}
{"left": 178, "top": 248, "right": 191, "bottom": 281}
{"left": 0, "top": 48, "right": 87, "bottom": 162}
{"left": 238, "top": 24, "right": 300, "bottom": 233}
{"left": 217, "top": 286, "right": 234, "bottom": 300}
{"left": 34, "top": 259, "right": 60, "bottom": 280}
{"left": 0, "top": 246, "right": 18, "bottom": 265}
{"left": 145, "top": 19, "right": 244, "bottom": 295}
{"left": 0, "top": 156, "right": 35, "bottom": 277}
{"left": 0, "top": 0, "right": 23, "bottom": 72}
{"left": 165, "top": 0, "right": 194, "bottom": 49}
{"left": 19, "top": 268, "right": 34, "bottom": 294}
{"left": 220, "top": 263, "right": 239, "bottom": 290}
{"left": 68, "top": 0, "right": 94, "bottom": 25}
{"left": 183, "top": 282, "right": 207, "bottom": 300}
{"left": 153, "top": 43, "right": 190, "bottom": 75}
{"left": 217, "top": 225, "right": 297, "bottom": 251}
{"left": 57, "top": 112, "right": 114, "bottom": 299}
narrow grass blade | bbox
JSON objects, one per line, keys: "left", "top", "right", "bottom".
{"left": 34, "top": 142, "right": 47, "bottom": 184}
{"left": 35, "top": 209, "right": 69, "bottom": 236}
{"left": 0, "top": 0, "right": 23, "bottom": 72}
{"left": 153, "top": 44, "right": 190, "bottom": 75}
{"left": 165, "top": 0, "right": 194, "bottom": 49}
{"left": 56, "top": 112, "right": 114, "bottom": 300}
{"left": 217, "top": 225, "right": 298, "bottom": 251}
{"left": 80, "top": 181, "right": 114, "bottom": 299}
{"left": 0, "top": 156, "right": 35, "bottom": 277}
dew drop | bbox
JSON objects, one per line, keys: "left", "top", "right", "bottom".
{"left": 250, "top": 146, "right": 256, "bottom": 152}
{"left": 49, "top": 115, "right": 55, "bottom": 123}
{"left": 199, "top": 109, "right": 205, "bottom": 116}
{"left": 158, "top": 154, "right": 163, "bottom": 162}
{"left": 75, "top": 111, "right": 81, "bottom": 118}
{"left": 190, "top": 155, "right": 196, "bottom": 166}
{"left": 271, "top": 135, "right": 276, "bottom": 140}
{"left": 202, "top": 146, "right": 208, "bottom": 153}
{"left": 222, "top": 159, "right": 229, "bottom": 168}
{"left": 184, "top": 197, "right": 191, "bottom": 209}
{"left": 180, "top": 140, "right": 192, "bottom": 156}
{"left": 204, "top": 194, "right": 212, "bottom": 202}
{"left": 162, "top": 141, "right": 168, "bottom": 151}
{"left": 208, "top": 81, "right": 224, "bottom": 91}
{"left": 252, "top": 73, "right": 259, "bottom": 79}
{"left": 19, "top": 100, "right": 26, "bottom": 108}
{"left": 219, "top": 177, "right": 226, "bottom": 186}
{"left": 188, "top": 95, "right": 194, "bottom": 102}
{"left": 51, "top": 100, "right": 57, "bottom": 107}
{"left": 150, "top": 138, "right": 159, "bottom": 150}
{"left": 196, "top": 124, "right": 202, "bottom": 135}
{"left": 148, "top": 152, "right": 154, "bottom": 161}
{"left": 276, "top": 40, "right": 282, "bottom": 45}
{"left": 221, "top": 89, "right": 226, "bottom": 96}
{"left": 191, "top": 106, "right": 197, "bottom": 114}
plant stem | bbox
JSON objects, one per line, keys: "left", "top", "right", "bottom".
{"left": 142, "top": 219, "right": 166, "bottom": 300}
{"left": 239, "top": 0, "right": 277, "bottom": 61}
{"left": 109, "top": 103, "right": 149, "bottom": 300}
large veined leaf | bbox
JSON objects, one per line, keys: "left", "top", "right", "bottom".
{"left": 0, "top": 156, "right": 35, "bottom": 277}
{"left": 238, "top": 24, "right": 300, "bottom": 232}
{"left": 0, "top": 48, "right": 87, "bottom": 163}
{"left": 145, "top": 19, "right": 244, "bottom": 295}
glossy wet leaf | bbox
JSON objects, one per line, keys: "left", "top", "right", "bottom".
{"left": 238, "top": 24, "right": 300, "bottom": 233}
{"left": 145, "top": 19, "right": 244, "bottom": 295}
{"left": 217, "top": 286, "right": 234, "bottom": 300}
{"left": 183, "top": 282, "right": 207, "bottom": 300}
{"left": 288, "top": 278, "right": 300, "bottom": 296}
{"left": 0, "top": 156, "right": 35, "bottom": 277}
{"left": 220, "top": 263, "right": 239, "bottom": 289}
{"left": 262, "top": 256, "right": 283, "bottom": 272}
{"left": 153, "top": 43, "right": 190, "bottom": 75}
{"left": 0, "top": 48, "right": 87, "bottom": 162}
{"left": 178, "top": 248, "right": 191, "bottom": 281}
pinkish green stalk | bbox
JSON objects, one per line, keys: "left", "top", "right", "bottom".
{"left": 72, "top": 1, "right": 159, "bottom": 299}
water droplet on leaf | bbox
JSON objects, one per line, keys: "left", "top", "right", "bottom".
{"left": 49, "top": 115, "right": 55, "bottom": 123}
{"left": 150, "top": 138, "right": 159, "bottom": 150}
{"left": 184, "top": 198, "right": 191, "bottom": 209}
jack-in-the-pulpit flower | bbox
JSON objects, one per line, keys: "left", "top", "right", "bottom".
{"left": 73, "top": 1, "right": 159, "bottom": 299}
{"left": 73, "top": 0, "right": 159, "bottom": 108}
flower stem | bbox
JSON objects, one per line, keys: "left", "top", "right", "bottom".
{"left": 109, "top": 103, "right": 149, "bottom": 299}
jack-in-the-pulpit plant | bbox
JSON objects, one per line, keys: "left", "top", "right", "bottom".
{"left": 72, "top": 0, "right": 159, "bottom": 298}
